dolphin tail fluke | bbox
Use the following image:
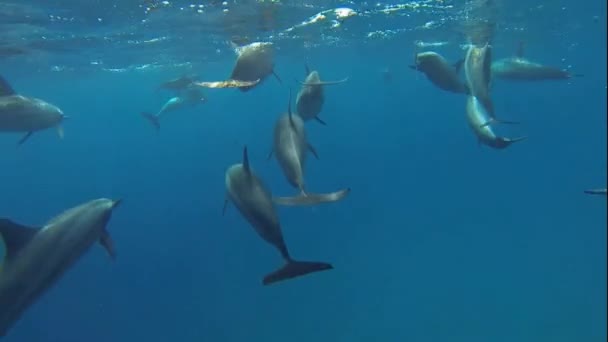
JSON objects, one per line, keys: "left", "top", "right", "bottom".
{"left": 272, "top": 188, "right": 351, "bottom": 206}
{"left": 263, "top": 260, "right": 333, "bottom": 285}
{"left": 141, "top": 112, "right": 160, "bottom": 132}
{"left": 315, "top": 116, "right": 327, "bottom": 125}
{"left": 480, "top": 117, "right": 520, "bottom": 128}
{"left": 503, "top": 136, "right": 527, "bottom": 147}
{"left": 272, "top": 70, "right": 283, "bottom": 85}
{"left": 17, "top": 132, "right": 33, "bottom": 146}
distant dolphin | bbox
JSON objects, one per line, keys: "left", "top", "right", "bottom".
{"left": 228, "top": 41, "right": 282, "bottom": 92}
{"left": 295, "top": 64, "right": 348, "bottom": 125}
{"left": 0, "top": 198, "right": 121, "bottom": 337}
{"left": 141, "top": 86, "right": 207, "bottom": 131}
{"left": 0, "top": 75, "right": 66, "bottom": 145}
{"left": 223, "top": 146, "right": 333, "bottom": 285}
{"left": 464, "top": 43, "right": 518, "bottom": 127}
{"left": 466, "top": 95, "right": 526, "bottom": 149}
{"left": 491, "top": 42, "right": 583, "bottom": 81}
{"left": 158, "top": 74, "right": 198, "bottom": 92}
{"left": 409, "top": 51, "right": 468, "bottom": 94}
{"left": 269, "top": 90, "right": 351, "bottom": 206}
{"left": 584, "top": 188, "right": 607, "bottom": 196}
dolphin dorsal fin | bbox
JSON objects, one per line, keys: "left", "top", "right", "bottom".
{"left": 0, "top": 76, "right": 16, "bottom": 96}
{"left": 516, "top": 41, "right": 525, "bottom": 58}
{"left": 242, "top": 146, "right": 251, "bottom": 174}
{"left": 287, "top": 88, "right": 295, "bottom": 127}
{"left": 304, "top": 63, "right": 311, "bottom": 75}
{"left": 0, "top": 219, "right": 39, "bottom": 264}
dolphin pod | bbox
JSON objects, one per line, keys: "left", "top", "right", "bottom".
{"left": 0, "top": 198, "right": 121, "bottom": 337}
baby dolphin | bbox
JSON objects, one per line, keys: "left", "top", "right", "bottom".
{"left": 141, "top": 86, "right": 207, "bottom": 132}
{"left": 269, "top": 90, "right": 351, "bottom": 206}
{"left": 584, "top": 188, "right": 607, "bottom": 196}
{"left": 0, "top": 198, "right": 121, "bottom": 337}
{"left": 491, "top": 42, "right": 583, "bottom": 81}
{"left": 466, "top": 95, "right": 526, "bottom": 149}
{"left": 409, "top": 51, "right": 468, "bottom": 94}
{"left": 464, "top": 43, "right": 518, "bottom": 127}
{"left": 223, "top": 147, "right": 333, "bottom": 285}
{"left": 228, "top": 41, "right": 281, "bottom": 92}
{"left": 295, "top": 64, "right": 348, "bottom": 125}
{"left": 0, "top": 75, "right": 66, "bottom": 145}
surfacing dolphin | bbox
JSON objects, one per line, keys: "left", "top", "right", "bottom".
{"left": 0, "top": 75, "right": 66, "bottom": 145}
{"left": 0, "top": 198, "right": 121, "bottom": 337}
{"left": 269, "top": 90, "right": 351, "bottom": 206}
{"left": 295, "top": 64, "right": 348, "bottom": 125}
{"left": 491, "top": 42, "right": 583, "bottom": 81}
{"left": 223, "top": 146, "right": 333, "bottom": 285}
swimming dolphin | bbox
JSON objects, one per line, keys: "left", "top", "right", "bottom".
{"left": 268, "top": 90, "right": 351, "bottom": 206}
{"left": 158, "top": 74, "right": 198, "bottom": 92}
{"left": 491, "top": 42, "right": 583, "bottom": 81}
{"left": 0, "top": 198, "right": 121, "bottom": 337}
{"left": 464, "top": 43, "right": 518, "bottom": 127}
{"left": 465, "top": 95, "right": 526, "bottom": 149}
{"left": 0, "top": 75, "right": 66, "bottom": 145}
{"left": 141, "top": 86, "right": 207, "bottom": 131}
{"left": 228, "top": 41, "right": 282, "bottom": 92}
{"left": 409, "top": 51, "right": 469, "bottom": 94}
{"left": 295, "top": 64, "right": 348, "bottom": 125}
{"left": 584, "top": 188, "right": 607, "bottom": 196}
{"left": 223, "top": 146, "right": 333, "bottom": 285}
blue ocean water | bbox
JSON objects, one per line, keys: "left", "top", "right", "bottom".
{"left": 0, "top": 0, "right": 606, "bottom": 341}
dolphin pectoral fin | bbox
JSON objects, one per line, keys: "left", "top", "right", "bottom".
{"left": 272, "top": 70, "right": 283, "bottom": 85}
{"left": 479, "top": 117, "right": 520, "bottom": 128}
{"left": 314, "top": 116, "right": 327, "bottom": 125}
{"left": 99, "top": 229, "right": 116, "bottom": 260}
{"left": 307, "top": 144, "right": 319, "bottom": 159}
{"left": 56, "top": 125, "right": 64, "bottom": 139}
{"left": 141, "top": 112, "right": 160, "bottom": 132}
{"left": 17, "top": 132, "right": 34, "bottom": 146}
{"left": 222, "top": 198, "right": 229, "bottom": 216}
{"left": 0, "top": 219, "right": 39, "bottom": 263}
{"left": 505, "top": 136, "right": 527, "bottom": 145}
{"left": 272, "top": 188, "right": 351, "bottom": 206}
{"left": 266, "top": 150, "right": 274, "bottom": 160}
{"left": 263, "top": 260, "right": 333, "bottom": 285}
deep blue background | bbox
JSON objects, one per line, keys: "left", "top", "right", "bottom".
{"left": 0, "top": 2, "right": 606, "bottom": 340}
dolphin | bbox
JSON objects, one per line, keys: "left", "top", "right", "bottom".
{"left": 158, "top": 74, "right": 198, "bottom": 92}
{"left": 228, "top": 41, "right": 282, "bottom": 92}
{"left": 0, "top": 75, "right": 66, "bottom": 145}
{"left": 268, "top": 90, "right": 351, "bottom": 206}
{"left": 584, "top": 188, "right": 607, "bottom": 196}
{"left": 464, "top": 43, "right": 518, "bottom": 127}
{"left": 223, "top": 146, "right": 333, "bottom": 285}
{"left": 409, "top": 51, "right": 469, "bottom": 94}
{"left": 295, "top": 64, "right": 348, "bottom": 125}
{"left": 491, "top": 42, "right": 583, "bottom": 81}
{"left": 0, "top": 198, "right": 121, "bottom": 337}
{"left": 465, "top": 95, "right": 526, "bottom": 149}
{"left": 141, "top": 86, "right": 207, "bottom": 131}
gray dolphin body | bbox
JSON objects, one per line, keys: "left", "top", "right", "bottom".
{"left": 584, "top": 188, "right": 607, "bottom": 196}
{"left": 295, "top": 65, "right": 348, "bottom": 125}
{"left": 270, "top": 93, "right": 350, "bottom": 206}
{"left": 229, "top": 42, "right": 281, "bottom": 92}
{"left": 224, "top": 147, "right": 332, "bottom": 285}
{"left": 491, "top": 42, "right": 582, "bottom": 81}
{"left": 466, "top": 95, "right": 526, "bottom": 149}
{"left": 410, "top": 51, "right": 468, "bottom": 94}
{"left": 158, "top": 74, "right": 197, "bottom": 92}
{"left": 0, "top": 198, "right": 121, "bottom": 337}
{"left": 141, "top": 86, "right": 207, "bottom": 131}
{"left": 0, "top": 76, "right": 66, "bottom": 145}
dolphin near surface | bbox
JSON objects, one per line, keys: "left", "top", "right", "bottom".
{"left": 491, "top": 42, "right": 583, "bottom": 81}
{"left": 223, "top": 146, "right": 333, "bottom": 285}
{"left": 0, "top": 198, "right": 121, "bottom": 337}
{"left": 0, "top": 75, "right": 67, "bottom": 145}
{"left": 295, "top": 64, "right": 348, "bottom": 125}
